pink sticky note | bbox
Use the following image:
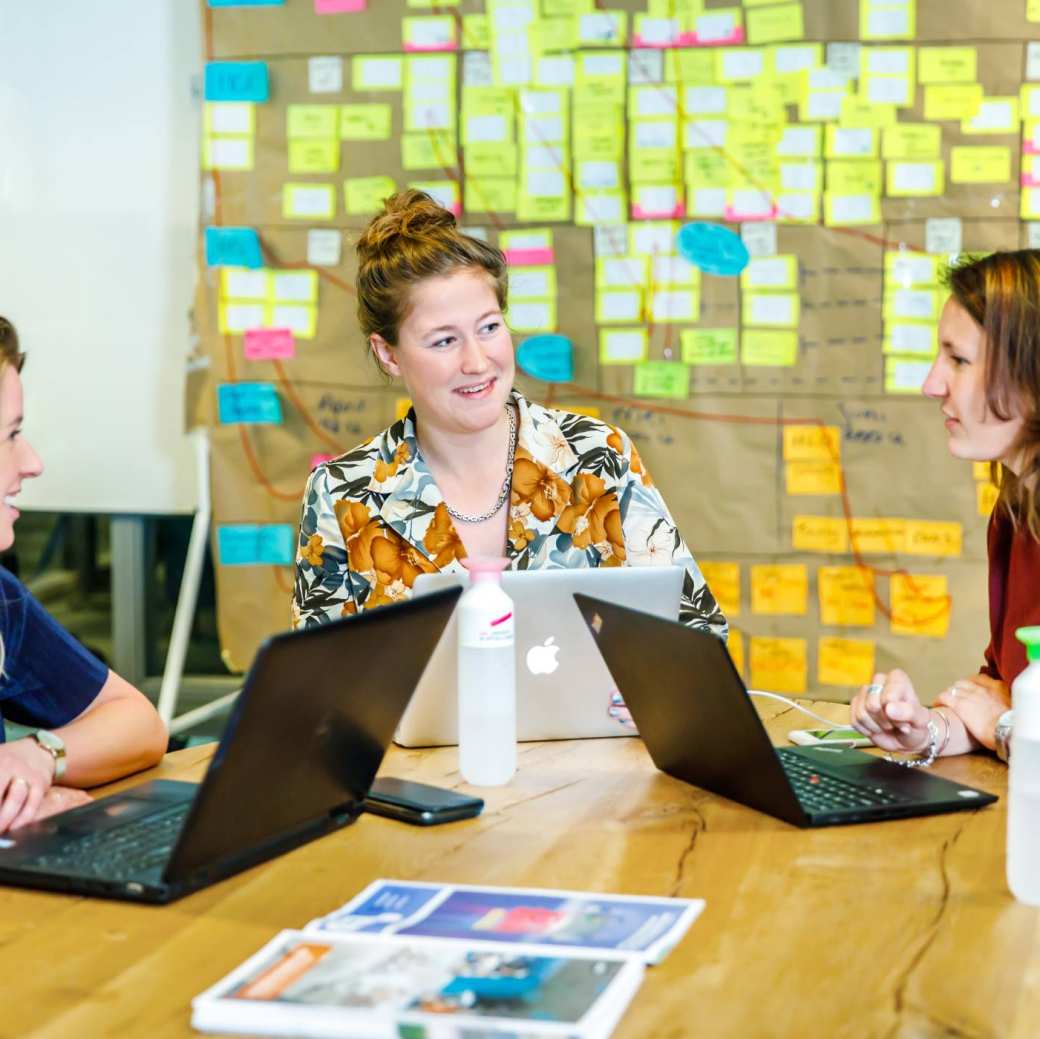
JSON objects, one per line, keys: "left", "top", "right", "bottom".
{"left": 310, "top": 453, "right": 335, "bottom": 470}
{"left": 244, "top": 328, "right": 296, "bottom": 361}
{"left": 504, "top": 248, "right": 556, "bottom": 266}
{"left": 724, "top": 205, "right": 777, "bottom": 223}
{"left": 402, "top": 41, "right": 458, "bottom": 53}
{"left": 1023, "top": 172, "right": 1040, "bottom": 187}
{"left": 314, "top": 0, "right": 365, "bottom": 12}
{"left": 631, "top": 202, "right": 685, "bottom": 220}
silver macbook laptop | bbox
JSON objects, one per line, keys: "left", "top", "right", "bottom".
{"left": 398, "top": 566, "right": 685, "bottom": 746}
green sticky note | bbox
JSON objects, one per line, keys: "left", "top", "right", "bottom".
{"left": 464, "top": 177, "right": 516, "bottom": 213}
{"left": 464, "top": 142, "right": 518, "bottom": 178}
{"left": 401, "top": 130, "right": 457, "bottom": 171}
{"left": 344, "top": 176, "right": 396, "bottom": 216}
{"left": 340, "top": 104, "right": 392, "bottom": 140}
{"left": 742, "top": 329, "right": 799, "bottom": 366}
{"left": 745, "top": 2, "right": 804, "bottom": 44}
{"left": 633, "top": 361, "right": 690, "bottom": 398}
{"left": 681, "top": 328, "right": 739, "bottom": 365}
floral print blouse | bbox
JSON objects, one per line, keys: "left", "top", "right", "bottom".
{"left": 292, "top": 390, "right": 727, "bottom": 641}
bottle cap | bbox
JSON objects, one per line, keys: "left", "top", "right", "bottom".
{"left": 460, "top": 556, "right": 509, "bottom": 584}
{"left": 1015, "top": 626, "right": 1040, "bottom": 661}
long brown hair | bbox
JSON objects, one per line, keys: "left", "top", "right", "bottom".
{"left": 355, "top": 190, "right": 508, "bottom": 362}
{"left": 0, "top": 317, "right": 25, "bottom": 377}
{"left": 944, "top": 249, "right": 1040, "bottom": 537}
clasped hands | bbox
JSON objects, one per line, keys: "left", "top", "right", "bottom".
{"left": 850, "top": 668, "right": 1010, "bottom": 758}
{"left": 0, "top": 738, "right": 91, "bottom": 834}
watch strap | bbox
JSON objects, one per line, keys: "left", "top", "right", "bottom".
{"left": 994, "top": 709, "right": 1014, "bottom": 764}
{"left": 31, "top": 730, "right": 67, "bottom": 781}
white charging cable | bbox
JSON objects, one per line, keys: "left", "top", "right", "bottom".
{"left": 747, "top": 689, "right": 855, "bottom": 730}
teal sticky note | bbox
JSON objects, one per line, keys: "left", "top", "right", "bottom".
{"left": 205, "top": 61, "right": 269, "bottom": 102}
{"left": 516, "top": 334, "right": 574, "bottom": 382}
{"left": 218, "top": 383, "right": 282, "bottom": 424}
{"left": 205, "top": 227, "right": 262, "bottom": 268}
{"left": 208, "top": 0, "right": 284, "bottom": 6}
{"left": 218, "top": 524, "right": 295, "bottom": 566}
{"left": 676, "top": 222, "right": 749, "bottom": 277}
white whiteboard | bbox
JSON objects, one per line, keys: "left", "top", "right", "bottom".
{"left": 0, "top": 1, "right": 200, "bottom": 514}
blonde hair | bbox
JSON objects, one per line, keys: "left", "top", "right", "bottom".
{"left": 355, "top": 189, "right": 508, "bottom": 354}
{"left": 944, "top": 251, "right": 1040, "bottom": 538}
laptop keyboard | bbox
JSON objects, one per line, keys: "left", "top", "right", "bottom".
{"left": 778, "top": 749, "right": 908, "bottom": 816}
{"left": 28, "top": 802, "right": 190, "bottom": 880}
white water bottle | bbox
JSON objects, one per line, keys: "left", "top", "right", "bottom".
{"left": 1008, "top": 625, "right": 1040, "bottom": 905}
{"left": 457, "top": 557, "right": 516, "bottom": 786}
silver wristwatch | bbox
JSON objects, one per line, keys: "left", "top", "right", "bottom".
{"left": 30, "top": 729, "right": 67, "bottom": 780}
{"left": 994, "top": 710, "right": 1014, "bottom": 764}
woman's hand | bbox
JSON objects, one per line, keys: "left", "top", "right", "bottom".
{"left": 32, "top": 785, "right": 92, "bottom": 824}
{"left": 935, "top": 674, "right": 1010, "bottom": 752}
{"left": 850, "top": 670, "right": 933, "bottom": 753}
{"left": 0, "top": 737, "right": 57, "bottom": 833}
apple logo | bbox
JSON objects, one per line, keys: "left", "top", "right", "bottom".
{"left": 526, "top": 636, "right": 561, "bottom": 675}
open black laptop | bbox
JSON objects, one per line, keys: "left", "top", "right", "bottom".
{"left": 0, "top": 587, "right": 462, "bottom": 903}
{"left": 574, "top": 595, "right": 997, "bottom": 827}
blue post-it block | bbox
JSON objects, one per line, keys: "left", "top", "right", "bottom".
{"left": 205, "top": 226, "right": 263, "bottom": 269}
{"left": 218, "top": 524, "right": 295, "bottom": 566}
{"left": 516, "top": 334, "right": 574, "bottom": 383}
{"left": 217, "top": 383, "right": 282, "bottom": 424}
{"left": 208, "top": 0, "right": 284, "bottom": 6}
{"left": 676, "top": 222, "right": 749, "bottom": 277}
{"left": 204, "top": 61, "right": 270, "bottom": 102}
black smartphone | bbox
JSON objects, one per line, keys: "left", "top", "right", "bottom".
{"left": 362, "top": 777, "right": 484, "bottom": 826}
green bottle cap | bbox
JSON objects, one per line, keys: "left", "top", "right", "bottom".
{"left": 1015, "top": 626, "right": 1040, "bottom": 661}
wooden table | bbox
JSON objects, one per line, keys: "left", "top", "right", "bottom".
{"left": 2, "top": 700, "right": 1036, "bottom": 1039}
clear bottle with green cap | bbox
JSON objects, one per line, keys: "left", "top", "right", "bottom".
{"left": 1008, "top": 626, "right": 1040, "bottom": 905}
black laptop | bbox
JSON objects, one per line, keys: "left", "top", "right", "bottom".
{"left": 574, "top": 595, "right": 997, "bottom": 827}
{"left": 0, "top": 587, "right": 462, "bottom": 903}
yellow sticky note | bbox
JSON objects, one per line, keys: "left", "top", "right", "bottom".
{"left": 784, "top": 425, "right": 840, "bottom": 462}
{"left": 751, "top": 564, "right": 808, "bottom": 615}
{"left": 282, "top": 182, "right": 335, "bottom": 220}
{"left": 1030, "top": 0, "right": 1040, "bottom": 20}
{"left": 818, "top": 637, "right": 876, "bottom": 687}
{"left": 918, "top": 47, "right": 977, "bottom": 84}
{"left": 202, "top": 136, "right": 254, "bottom": 171}
{"left": 681, "top": 328, "right": 739, "bottom": 365}
{"left": 824, "top": 193, "right": 881, "bottom": 225}
{"left": 508, "top": 299, "right": 557, "bottom": 332}
{"left": 904, "top": 520, "right": 962, "bottom": 558}
{"left": 885, "top": 251, "right": 940, "bottom": 287}
{"left": 270, "top": 270, "right": 318, "bottom": 303}
{"left": 728, "top": 628, "right": 746, "bottom": 678}
{"left": 288, "top": 139, "right": 340, "bottom": 174}
{"left": 701, "top": 562, "right": 741, "bottom": 617}
{"left": 742, "top": 294, "right": 800, "bottom": 328}
{"left": 268, "top": 303, "right": 317, "bottom": 340}
{"left": 923, "top": 83, "right": 982, "bottom": 121}
{"left": 849, "top": 518, "right": 907, "bottom": 555}
{"left": 633, "top": 361, "right": 690, "bottom": 399}
{"left": 464, "top": 178, "right": 516, "bottom": 213}
{"left": 886, "top": 161, "right": 944, "bottom": 197}
{"left": 881, "top": 123, "right": 941, "bottom": 161}
{"left": 1023, "top": 187, "right": 1040, "bottom": 221}
{"left": 287, "top": 105, "right": 339, "bottom": 139}
{"left": 859, "top": 0, "right": 916, "bottom": 40}
{"left": 818, "top": 566, "right": 876, "bottom": 627}
{"left": 577, "top": 9, "right": 627, "bottom": 47}
{"left": 599, "top": 328, "right": 649, "bottom": 365}
{"left": 973, "top": 461, "right": 993, "bottom": 481}
{"left": 785, "top": 460, "right": 842, "bottom": 495}
{"left": 741, "top": 256, "right": 798, "bottom": 290}
{"left": 792, "top": 515, "right": 849, "bottom": 554}
{"left": 825, "top": 125, "right": 878, "bottom": 159}
{"left": 745, "top": 2, "right": 804, "bottom": 45}
{"left": 465, "top": 143, "right": 518, "bottom": 179}
{"left": 340, "top": 104, "right": 392, "bottom": 140}
{"left": 402, "top": 15, "right": 457, "bottom": 50}
{"left": 204, "top": 102, "right": 255, "bottom": 136}
{"left": 890, "top": 574, "right": 950, "bottom": 638}
{"left": 394, "top": 398, "right": 413, "bottom": 422}
{"left": 461, "top": 13, "right": 490, "bottom": 49}
{"left": 839, "top": 97, "right": 897, "bottom": 128}
{"left": 596, "top": 289, "right": 642, "bottom": 324}
{"left": 962, "top": 96, "right": 1019, "bottom": 135}
{"left": 402, "top": 130, "right": 457, "bottom": 170}
{"left": 750, "top": 636, "right": 807, "bottom": 695}
{"left": 343, "top": 176, "right": 396, "bottom": 216}
{"left": 978, "top": 481, "right": 999, "bottom": 516}
{"left": 742, "top": 330, "right": 799, "bottom": 366}
{"left": 950, "top": 146, "right": 1011, "bottom": 184}
{"left": 827, "top": 160, "right": 882, "bottom": 194}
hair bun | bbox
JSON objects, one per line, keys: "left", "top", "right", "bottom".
{"left": 357, "top": 189, "right": 457, "bottom": 260}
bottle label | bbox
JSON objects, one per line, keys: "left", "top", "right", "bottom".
{"left": 459, "top": 607, "right": 515, "bottom": 649}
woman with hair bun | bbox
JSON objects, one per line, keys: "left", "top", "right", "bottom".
{"left": 851, "top": 250, "right": 1040, "bottom": 764}
{"left": 292, "top": 190, "right": 726, "bottom": 646}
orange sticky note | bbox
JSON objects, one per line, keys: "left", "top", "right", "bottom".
{"left": 792, "top": 515, "right": 849, "bottom": 554}
{"left": 728, "top": 627, "right": 745, "bottom": 678}
{"left": 818, "top": 636, "right": 876, "bottom": 687}
{"left": 904, "top": 520, "right": 962, "bottom": 558}
{"left": 782, "top": 424, "right": 841, "bottom": 462}
{"left": 750, "top": 636, "right": 807, "bottom": 695}
{"left": 818, "top": 565, "right": 876, "bottom": 627}
{"left": 849, "top": 518, "right": 907, "bottom": 555}
{"left": 890, "top": 574, "right": 950, "bottom": 638}
{"left": 751, "top": 564, "right": 808, "bottom": 615}
{"left": 785, "top": 460, "right": 842, "bottom": 495}
{"left": 701, "top": 561, "right": 741, "bottom": 617}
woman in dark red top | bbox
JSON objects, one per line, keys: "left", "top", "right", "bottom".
{"left": 851, "top": 249, "right": 1040, "bottom": 762}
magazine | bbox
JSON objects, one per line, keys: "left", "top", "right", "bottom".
{"left": 192, "top": 881, "right": 703, "bottom": 1038}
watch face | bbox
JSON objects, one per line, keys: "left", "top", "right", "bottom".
{"left": 34, "top": 729, "right": 64, "bottom": 754}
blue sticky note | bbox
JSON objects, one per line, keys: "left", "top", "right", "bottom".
{"left": 204, "top": 61, "right": 270, "bottom": 102}
{"left": 205, "top": 226, "right": 263, "bottom": 269}
{"left": 218, "top": 383, "right": 282, "bottom": 425}
{"left": 208, "top": 0, "right": 284, "bottom": 6}
{"left": 516, "top": 334, "right": 574, "bottom": 383}
{"left": 218, "top": 524, "right": 295, "bottom": 566}
{"left": 676, "top": 222, "right": 749, "bottom": 277}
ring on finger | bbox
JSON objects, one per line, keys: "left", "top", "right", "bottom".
{"left": 866, "top": 682, "right": 884, "bottom": 699}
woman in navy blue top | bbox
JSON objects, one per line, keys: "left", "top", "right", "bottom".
{"left": 0, "top": 317, "right": 166, "bottom": 832}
